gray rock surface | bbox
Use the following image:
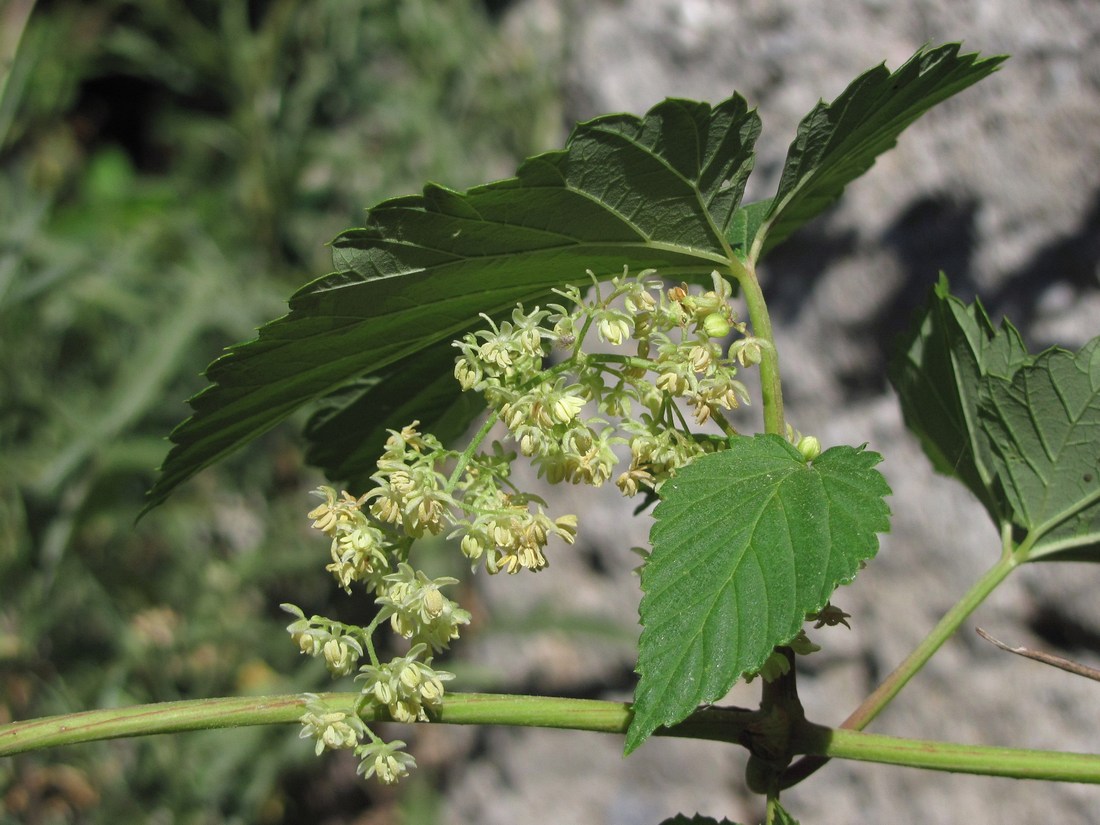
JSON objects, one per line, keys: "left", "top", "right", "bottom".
{"left": 433, "top": 2, "right": 1100, "bottom": 823}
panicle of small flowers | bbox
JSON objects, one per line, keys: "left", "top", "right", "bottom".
{"left": 365, "top": 425, "right": 454, "bottom": 538}
{"left": 294, "top": 265, "right": 760, "bottom": 786}
{"left": 356, "top": 643, "right": 455, "bottom": 723}
{"left": 377, "top": 563, "right": 472, "bottom": 652}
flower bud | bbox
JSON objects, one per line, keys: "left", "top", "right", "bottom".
{"left": 702, "top": 313, "right": 731, "bottom": 339}
{"left": 796, "top": 435, "right": 822, "bottom": 462}
{"left": 422, "top": 586, "right": 446, "bottom": 619}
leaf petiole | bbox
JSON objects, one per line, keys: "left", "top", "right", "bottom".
{"left": 781, "top": 525, "right": 1019, "bottom": 788}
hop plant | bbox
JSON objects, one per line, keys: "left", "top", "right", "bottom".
{"left": 288, "top": 266, "right": 791, "bottom": 785}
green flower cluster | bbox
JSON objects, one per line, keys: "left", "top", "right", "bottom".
{"left": 287, "top": 267, "right": 764, "bottom": 784}
{"left": 453, "top": 268, "right": 754, "bottom": 500}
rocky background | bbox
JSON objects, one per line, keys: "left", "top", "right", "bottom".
{"left": 432, "top": 2, "right": 1100, "bottom": 823}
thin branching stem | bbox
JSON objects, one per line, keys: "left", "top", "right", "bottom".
{"left": 5, "top": 692, "right": 1100, "bottom": 785}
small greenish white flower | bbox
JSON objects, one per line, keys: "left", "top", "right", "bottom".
{"left": 355, "top": 739, "right": 416, "bottom": 785}
{"left": 298, "top": 696, "right": 365, "bottom": 756}
{"left": 596, "top": 310, "right": 632, "bottom": 346}
{"left": 357, "top": 644, "right": 454, "bottom": 722}
{"left": 282, "top": 604, "right": 329, "bottom": 657}
{"left": 550, "top": 391, "right": 586, "bottom": 425}
{"left": 307, "top": 487, "right": 367, "bottom": 536}
{"left": 322, "top": 636, "right": 362, "bottom": 677}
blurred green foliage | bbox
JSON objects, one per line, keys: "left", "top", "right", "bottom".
{"left": 0, "top": 0, "right": 562, "bottom": 821}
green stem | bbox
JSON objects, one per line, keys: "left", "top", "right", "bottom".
{"left": 0, "top": 694, "right": 309, "bottom": 756}
{"left": 0, "top": 692, "right": 751, "bottom": 757}
{"left": 842, "top": 547, "right": 1017, "bottom": 732}
{"left": 6, "top": 692, "right": 1100, "bottom": 785}
{"left": 781, "top": 541, "right": 1019, "bottom": 788}
{"left": 765, "top": 794, "right": 783, "bottom": 823}
{"left": 794, "top": 723, "right": 1100, "bottom": 784}
{"left": 444, "top": 410, "right": 500, "bottom": 493}
{"left": 733, "top": 261, "right": 784, "bottom": 435}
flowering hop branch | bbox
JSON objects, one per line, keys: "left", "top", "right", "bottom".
{"left": 286, "top": 266, "right": 785, "bottom": 784}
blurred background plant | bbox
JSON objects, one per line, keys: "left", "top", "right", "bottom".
{"left": 0, "top": 0, "right": 564, "bottom": 821}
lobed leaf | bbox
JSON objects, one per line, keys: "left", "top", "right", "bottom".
{"left": 627, "top": 435, "right": 890, "bottom": 752}
{"left": 146, "top": 96, "right": 761, "bottom": 509}
{"left": 981, "top": 339, "right": 1100, "bottom": 561}
{"left": 889, "top": 273, "right": 1030, "bottom": 524}
{"left": 301, "top": 341, "right": 488, "bottom": 491}
{"left": 750, "top": 44, "right": 1005, "bottom": 260}
{"left": 892, "top": 276, "right": 1100, "bottom": 561}
{"left": 149, "top": 45, "right": 1003, "bottom": 508}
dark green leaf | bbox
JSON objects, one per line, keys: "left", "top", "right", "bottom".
{"left": 889, "top": 274, "right": 1030, "bottom": 525}
{"left": 302, "top": 341, "right": 486, "bottom": 491}
{"left": 726, "top": 198, "right": 772, "bottom": 262}
{"left": 891, "top": 277, "right": 1100, "bottom": 561}
{"left": 146, "top": 96, "right": 761, "bottom": 510}
{"left": 752, "top": 44, "right": 1004, "bottom": 260}
{"left": 627, "top": 435, "right": 890, "bottom": 752}
{"left": 981, "top": 338, "right": 1100, "bottom": 561}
